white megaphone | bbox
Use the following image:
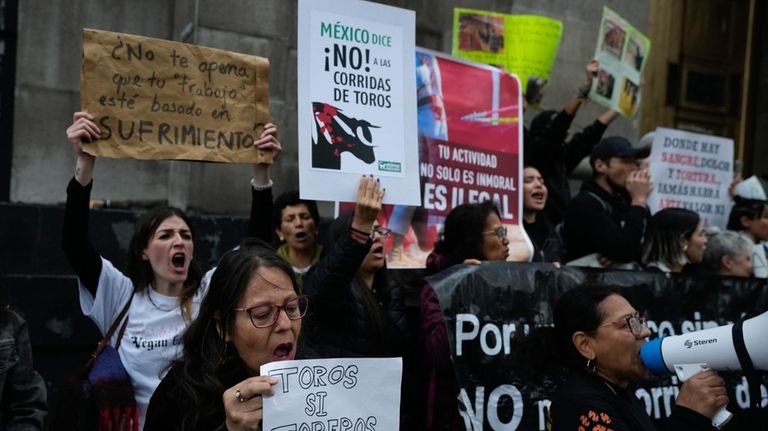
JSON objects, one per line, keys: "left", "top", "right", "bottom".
{"left": 640, "top": 311, "right": 768, "bottom": 429}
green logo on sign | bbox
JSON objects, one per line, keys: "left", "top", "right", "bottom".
{"left": 378, "top": 161, "right": 401, "bottom": 173}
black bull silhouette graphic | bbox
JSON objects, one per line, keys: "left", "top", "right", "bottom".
{"left": 311, "top": 102, "right": 378, "bottom": 170}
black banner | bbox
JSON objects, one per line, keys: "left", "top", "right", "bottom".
{"left": 429, "top": 262, "right": 768, "bottom": 430}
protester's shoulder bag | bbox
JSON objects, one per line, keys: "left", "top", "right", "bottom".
{"left": 51, "top": 293, "right": 138, "bottom": 431}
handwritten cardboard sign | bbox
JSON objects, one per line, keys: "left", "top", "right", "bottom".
{"left": 81, "top": 28, "right": 271, "bottom": 163}
{"left": 647, "top": 127, "right": 734, "bottom": 229}
{"left": 260, "top": 358, "right": 402, "bottom": 431}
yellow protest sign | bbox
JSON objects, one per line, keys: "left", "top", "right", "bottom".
{"left": 452, "top": 9, "right": 562, "bottom": 97}
{"left": 80, "top": 28, "right": 271, "bottom": 163}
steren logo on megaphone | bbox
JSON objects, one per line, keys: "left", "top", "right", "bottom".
{"left": 684, "top": 338, "right": 718, "bottom": 348}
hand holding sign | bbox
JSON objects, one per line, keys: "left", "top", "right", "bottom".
{"left": 67, "top": 111, "right": 101, "bottom": 150}
{"left": 260, "top": 358, "right": 402, "bottom": 431}
{"left": 584, "top": 59, "right": 599, "bottom": 88}
{"left": 254, "top": 124, "right": 281, "bottom": 161}
{"left": 66, "top": 111, "right": 101, "bottom": 186}
{"left": 223, "top": 375, "right": 278, "bottom": 431}
{"left": 251, "top": 123, "right": 281, "bottom": 185}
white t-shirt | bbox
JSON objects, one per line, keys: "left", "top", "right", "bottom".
{"left": 78, "top": 258, "right": 208, "bottom": 430}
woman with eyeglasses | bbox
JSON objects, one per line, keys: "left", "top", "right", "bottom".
{"left": 420, "top": 201, "right": 510, "bottom": 429}
{"left": 143, "top": 239, "right": 307, "bottom": 431}
{"left": 642, "top": 208, "right": 707, "bottom": 273}
{"left": 548, "top": 285, "right": 728, "bottom": 431}
{"left": 301, "top": 176, "right": 406, "bottom": 358}
{"left": 425, "top": 201, "right": 510, "bottom": 272}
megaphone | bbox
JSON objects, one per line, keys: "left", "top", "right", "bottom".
{"left": 640, "top": 311, "right": 768, "bottom": 429}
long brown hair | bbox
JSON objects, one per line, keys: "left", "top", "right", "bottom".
{"left": 126, "top": 206, "right": 203, "bottom": 321}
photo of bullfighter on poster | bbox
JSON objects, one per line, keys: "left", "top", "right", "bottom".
{"left": 298, "top": 0, "right": 420, "bottom": 205}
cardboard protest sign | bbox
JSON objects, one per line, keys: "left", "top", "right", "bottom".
{"left": 339, "top": 48, "right": 532, "bottom": 268}
{"left": 647, "top": 128, "right": 734, "bottom": 229}
{"left": 297, "top": 0, "right": 420, "bottom": 205}
{"left": 451, "top": 8, "right": 563, "bottom": 97}
{"left": 260, "top": 358, "right": 402, "bottom": 431}
{"left": 81, "top": 28, "right": 271, "bottom": 163}
{"left": 590, "top": 7, "right": 650, "bottom": 118}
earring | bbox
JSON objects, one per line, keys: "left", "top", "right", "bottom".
{"left": 586, "top": 358, "right": 598, "bottom": 374}
{"left": 683, "top": 243, "right": 689, "bottom": 252}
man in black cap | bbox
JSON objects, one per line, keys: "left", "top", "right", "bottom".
{"left": 563, "top": 136, "right": 652, "bottom": 266}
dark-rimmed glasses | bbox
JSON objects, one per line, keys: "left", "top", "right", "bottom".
{"left": 373, "top": 226, "right": 392, "bottom": 237}
{"left": 482, "top": 226, "right": 508, "bottom": 241}
{"left": 234, "top": 295, "right": 309, "bottom": 328}
{"left": 600, "top": 312, "right": 647, "bottom": 339}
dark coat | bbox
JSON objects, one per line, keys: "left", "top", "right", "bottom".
{"left": 564, "top": 180, "right": 649, "bottom": 263}
{"left": 0, "top": 307, "right": 47, "bottom": 431}
{"left": 550, "top": 370, "right": 714, "bottom": 431}
{"left": 302, "top": 217, "right": 406, "bottom": 358}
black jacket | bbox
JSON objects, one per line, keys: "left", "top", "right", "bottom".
{"left": 525, "top": 111, "right": 609, "bottom": 225}
{"left": 550, "top": 370, "right": 714, "bottom": 431}
{"left": 144, "top": 359, "right": 247, "bottom": 431}
{"left": 302, "top": 231, "right": 406, "bottom": 358}
{"left": 0, "top": 308, "right": 47, "bottom": 430}
{"left": 524, "top": 215, "right": 563, "bottom": 263}
{"left": 564, "top": 180, "right": 649, "bottom": 263}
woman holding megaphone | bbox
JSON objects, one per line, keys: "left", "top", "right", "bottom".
{"left": 548, "top": 285, "right": 728, "bottom": 430}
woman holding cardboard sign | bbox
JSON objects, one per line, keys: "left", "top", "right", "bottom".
{"left": 61, "top": 111, "right": 281, "bottom": 430}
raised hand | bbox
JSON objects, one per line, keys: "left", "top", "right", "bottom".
{"left": 584, "top": 59, "right": 599, "bottom": 87}
{"left": 252, "top": 123, "right": 281, "bottom": 186}
{"left": 66, "top": 111, "right": 100, "bottom": 157}
{"left": 66, "top": 111, "right": 100, "bottom": 185}
{"left": 351, "top": 175, "right": 385, "bottom": 235}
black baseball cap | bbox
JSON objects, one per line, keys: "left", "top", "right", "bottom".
{"left": 590, "top": 136, "right": 650, "bottom": 167}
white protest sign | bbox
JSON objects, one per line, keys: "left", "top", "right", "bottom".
{"left": 298, "top": 0, "right": 420, "bottom": 205}
{"left": 647, "top": 127, "right": 734, "bottom": 229}
{"left": 260, "top": 357, "right": 402, "bottom": 431}
{"left": 590, "top": 7, "right": 651, "bottom": 118}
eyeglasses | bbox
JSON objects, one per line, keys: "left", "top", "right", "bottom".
{"left": 233, "top": 295, "right": 309, "bottom": 328}
{"left": 373, "top": 226, "right": 391, "bottom": 237}
{"left": 481, "top": 226, "right": 508, "bottom": 241}
{"left": 600, "top": 312, "right": 647, "bottom": 339}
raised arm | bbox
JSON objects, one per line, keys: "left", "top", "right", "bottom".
{"left": 564, "top": 109, "right": 618, "bottom": 174}
{"left": 563, "top": 58, "right": 599, "bottom": 116}
{"left": 248, "top": 123, "right": 280, "bottom": 242}
{"left": 302, "top": 176, "right": 384, "bottom": 300}
{"left": 62, "top": 111, "right": 102, "bottom": 295}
